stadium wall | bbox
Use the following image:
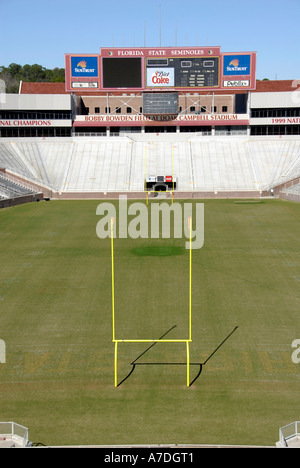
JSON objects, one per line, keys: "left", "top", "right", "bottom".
{"left": 0, "top": 192, "right": 43, "bottom": 209}
{"left": 275, "top": 176, "right": 300, "bottom": 202}
{"left": 54, "top": 190, "right": 261, "bottom": 200}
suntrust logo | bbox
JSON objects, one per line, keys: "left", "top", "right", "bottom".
{"left": 75, "top": 60, "right": 95, "bottom": 73}
{"left": 229, "top": 59, "right": 239, "bottom": 67}
{"left": 77, "top": 60, "right": 87, "bottom": 68}
{"left": 223, "top": 54, "right": 251, "bottom": 76}
{"left": 71, "top": 56, "right": 98, "bottom": 77}
{"left": 226, "top": 59, "right": 248, "bottom": 73}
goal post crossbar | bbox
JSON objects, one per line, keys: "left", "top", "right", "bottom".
{"left": 113, "top": 339, "right": 192, "bottom": 343}
{"left": 110, "top": 216, "right": 193, "bottom": 387}
{"left": 113, "top": 340, "right": 191, "bottom": 388}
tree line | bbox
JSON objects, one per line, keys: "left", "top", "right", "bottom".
{"left": 0, "top": 63, "right": 65, "bottom": 93}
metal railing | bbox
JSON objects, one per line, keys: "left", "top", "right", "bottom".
{"left": 0, "top": 422, "right": 29, "bottom": 447}
{"left": 72, "top": 130, "right": 247, "bottom": 138}
{"left": 279, "top": 421, "right": 300, "bottom": 447}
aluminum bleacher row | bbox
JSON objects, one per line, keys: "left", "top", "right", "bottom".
{"left": 0, "top": 172, "right": 36, "bottom": 199}
{"left": 0, "top": 136, "right": 300, "bottom": 195}
{"left": 282, "top": 182, "right": 300, "bottom": 195}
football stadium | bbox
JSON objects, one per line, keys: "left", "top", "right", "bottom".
{"left": 0, "top": 46, "right": 300, "bottom": 450}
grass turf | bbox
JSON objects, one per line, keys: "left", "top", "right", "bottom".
{"left": 0, "top": 198, "right": 299, "bottom": 446}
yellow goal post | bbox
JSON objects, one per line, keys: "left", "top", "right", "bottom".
{"left": 110, "top": 215, "right": 193, "bottom": 387}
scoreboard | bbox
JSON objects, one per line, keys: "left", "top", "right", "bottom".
{"left": 65, "top": 47, "right": 256, "bottom": 92}
{"left": 143, "top": 92, "right": 178, "bottom": 115}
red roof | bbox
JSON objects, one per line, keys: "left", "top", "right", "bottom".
{"left": 20, "top": 82, "right": 68, "bottom": 94}
{"left": 253, "top": 80, "right": 300, "bottom": 92}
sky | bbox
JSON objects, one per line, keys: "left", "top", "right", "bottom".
{"left": 1, "top": 0, "right": 300, "bottom": 80}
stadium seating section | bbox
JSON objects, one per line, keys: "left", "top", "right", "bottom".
{"left": 0, "top": 136, "right": 299, "bottom": 195}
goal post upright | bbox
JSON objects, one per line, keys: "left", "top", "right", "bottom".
{"left": 186, "top": 215, "right": 192, "bottom": 387}
{"left": 111, "top": 217, "right": 115, "bottom": 343}
{"left": 145, "top": 144, "right": 148, "bottom": 206}
{"left": 172, "top": 145, "right": 175, "bottom": 204}
{"left": 189, "top": 215, "right": 192, "bottom": 342}
{"left": 110, "top": 215, "right": 193, "bottom": 387}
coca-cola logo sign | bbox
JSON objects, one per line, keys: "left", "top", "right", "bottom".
{"left": 146, "top": 68, "right": 174, "bottom": 87}
{"left": 152, "top": 70, "right": 170, "bottom": 84}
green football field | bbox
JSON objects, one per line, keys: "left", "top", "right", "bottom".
{"left": 0, "top": 198, "right": 299, "bottom": 447}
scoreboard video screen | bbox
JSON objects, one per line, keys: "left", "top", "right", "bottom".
{"left": 65, "top": 47, "right": 256, "bottom": 92}
{"left": 102, "top": 57, "right": 142, "bottom": 88}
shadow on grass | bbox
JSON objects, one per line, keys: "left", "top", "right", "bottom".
{"left": 117, "top": 325, "right": 239, "bottom": 387}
